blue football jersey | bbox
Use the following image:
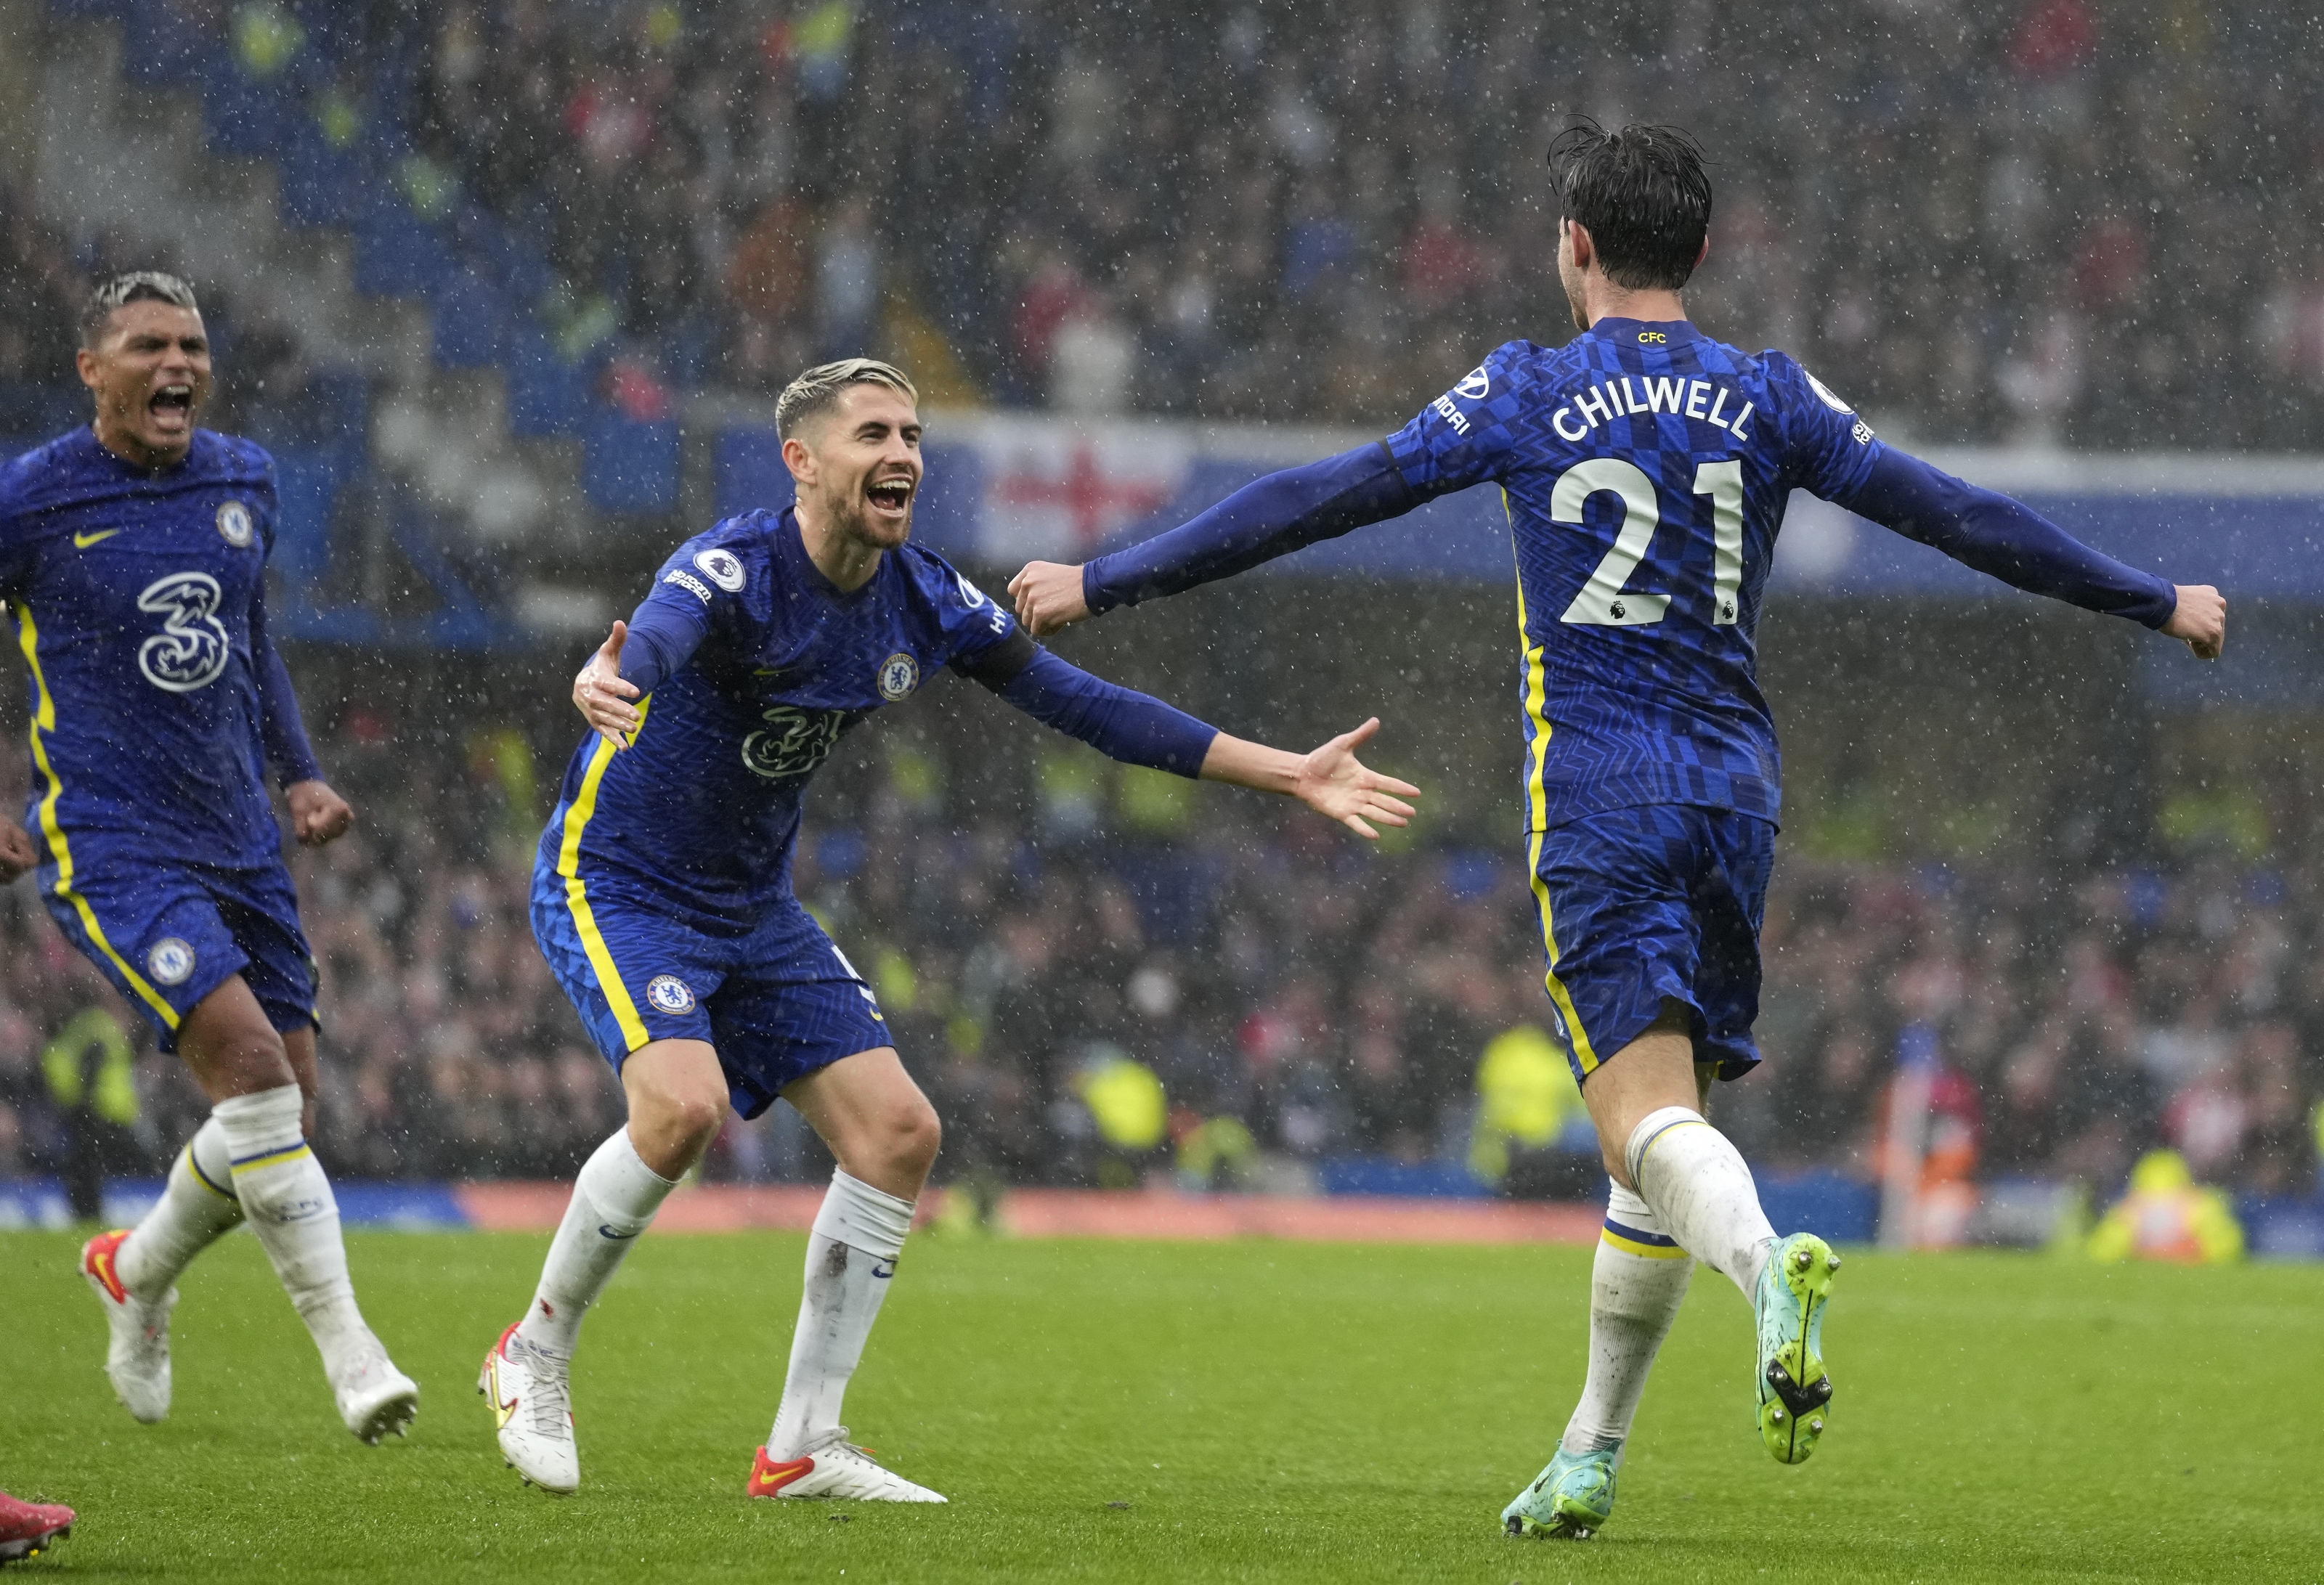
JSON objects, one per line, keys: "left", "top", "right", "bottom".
{"left": 0, "top": 427, "right": 292, "bottom": 867}
{"left": 545, "top": 507, "right": 1020, "bottom": 925}
{"left": 1385, "top": 318, "right": 1884, "bottom": 831}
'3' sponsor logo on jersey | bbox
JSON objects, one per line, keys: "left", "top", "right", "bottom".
{"left": 740, "top": 703, "right": 848, "bottom": 780}
{"left": 136, "top": 571, "right": 230, "bottom": 692}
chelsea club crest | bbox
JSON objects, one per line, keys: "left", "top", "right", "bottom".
{"left": 216, "top": 500, "right": 255, "bottom": 547}
{"left": 646, "top": 974, "right": 695, "bottom": 1014}
{"left": 876, "top": 652, "right": 919, "bottom": 701}
{"left": 147, "top": 937, "right": 196, "bottom": 986}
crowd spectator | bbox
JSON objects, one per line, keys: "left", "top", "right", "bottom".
{"left": 2, "top": 715, "right": 2319, "bottom": 1206}
{"left": 65, "top": 0, "right": 2296, "bottom": 448}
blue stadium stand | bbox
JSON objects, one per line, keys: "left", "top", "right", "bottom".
{"left": 505, "top": 327, "right": 591, "bottom": 439}
{"left": 431, "top": 268, "right": 511, "bottom": 370}
{"left": 580, "top": 410, "right": 680, "bottom": 514}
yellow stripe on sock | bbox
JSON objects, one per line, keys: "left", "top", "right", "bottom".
{"left": 556, "top": 704, "right": 651, "bottom": 1052}
{"left": 229, "top": 1142, "right": 312, "bottom": 1175}
{"left": 14, "top": 603, "right": 180, "bottom": 1030}
{"left": 1511, "top": 558, "right": 1600, "bottom": 1075}
{"left": 183, "top": 1143, "right": 238, "bottom": 1202}
{"left": 1601, "top": 1227, "right": 1691, "bottom": 1260}
{"left": 1633, "top": 1117, "right": 1710, "bottom": 1179}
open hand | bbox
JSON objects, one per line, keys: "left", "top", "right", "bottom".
{"left": 1007, "top": 561, "right": 1091, "bottom": 637}
{"left": 1293, "top": 719, "right": 1421, "bottom": 840}
{"left": 574, "top": 620, "right": 643, "bottom": 746}
{"left": 2163, "top": 584, "right": 2225, "bottom": 661}
{"left": 286, "top": 781, "right": 354, "bottom": 846}
{"left": 0, "top": 819, "right": 36, "bottom": 882}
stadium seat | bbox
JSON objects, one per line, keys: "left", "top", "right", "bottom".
{"left": 505, "top": 327, "right": 589, "bottom": 439}
{"left": 117, "top": 8, "right": 211, "bottom": 86}
{"left": 268, "top": 446, "right": 354, "bottom": 595}
{"left": 580, "top": 407, "right": 680, "bottom": 514}
{"left": 349, "top": 192, "right": 455, "bottom": 300}
{"left": 201, "top": 60, "right": 292, "bottom": 158}
{"left": 713, "top": 425, "right": 784, "bottom": 518}
{"left": 276, "top": 122, "right": 365, "bottom": 229}
{"left": 431, "top": 269, "right": 511, "bottom": 370}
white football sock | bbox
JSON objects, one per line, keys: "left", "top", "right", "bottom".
{"left": 214, "top": 1085, "right": 370, "bottom": 1374}
{"left": 116, "top": 1115, "right": 244, "bottom": 1301}
{"left": 765, "top": 1169, "right": 915, "bottom": 1461}
{"left": 515, "top": 1127, "right": 678, "bottom": 1357}
{"left": 1625, "top": 1106, "right": 1778, "bottom": 1299}
{"left": 1560, "top": 1183, "right": 1694, "bottom": 1456}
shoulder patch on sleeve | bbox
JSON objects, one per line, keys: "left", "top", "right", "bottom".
{"left": 1801, "top": 368, "right": 1856, "bottom": 415}
{"left": 692, "top": 546, "right": 747, "bottom": 592}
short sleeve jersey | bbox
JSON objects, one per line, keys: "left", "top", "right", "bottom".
{"left": 1384, "top": 319, "right": 1887, "bottom": 831}
{"left": 545, "top": 507, "right": 1020, "bottom": 926}
{"left": 0, "top": 427, "right": 288, "bottom": 865}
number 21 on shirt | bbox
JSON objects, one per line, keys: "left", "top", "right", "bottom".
{"left": 1557, "top": 459, "right": 1745, "bottom": 628}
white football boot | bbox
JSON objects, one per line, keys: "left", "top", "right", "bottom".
{"left": 333, "top": 1331, "right": 420, "bottom": 1444}
{"left": 80, "top": 1229, "right": 174, "bottom": 1424}
{"left": 479, "top": 1324, "right": 579, "bottom": 1494}
{"left": 747, "top": 1433, "right": 946, "bottom": 1503}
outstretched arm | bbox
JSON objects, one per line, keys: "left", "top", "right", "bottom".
{"left": 1838, "top": 448, "right": 2225, "bottom": 659}
{"left": 572, "top": 592, "right": 715, "bottom": 747}
{"left": 1009, "top": 441, "right": 1421, "bottom": 636}
{"left": 960, "top": 634, "right": 1419, "bottom": 839}
{"left": 250, "top": 583, "right": 352, "bottom": 844}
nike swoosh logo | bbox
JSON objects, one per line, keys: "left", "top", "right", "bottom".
{"left": 598, "top": 1225, "right": 639, "bottom": 1240}
{"left": 749, "top": 1456, "right": 813, "bottom": 1496}
{"left": 73, "top": 529, "right": 121, "bottom": 548}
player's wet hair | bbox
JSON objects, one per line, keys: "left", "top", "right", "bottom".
{"left": 776, "top": 357, "right": 919, "bottom": 439}
{"left": 1548, "top": 119, "right": 1712, "bottom": 292}
{"left": 78, "top": 271, "right": 202, "bottom": 349}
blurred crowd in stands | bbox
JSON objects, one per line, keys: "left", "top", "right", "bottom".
{"left": 6, "top": 0, "right": 2316, "bottom": 447}
{"left": 369, "top": 0, "right": 2324, "bottom": 444}
{"left": 3, "top": 718, "right": 2320, "bottom": 1205}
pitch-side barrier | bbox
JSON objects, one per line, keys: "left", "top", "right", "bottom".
{"left": 6, "top": 1176, "right": 2320, "bottom": 1255}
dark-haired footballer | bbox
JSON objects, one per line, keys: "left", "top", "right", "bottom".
{"left": 480, "top": 357, "right": 1418, "bottom": 1502}
{"left": 1009, "top": 121, "right": 2227, "bottom": 1539}
{"left": 0, "top": 273, "right": 418, "bottom": 1442}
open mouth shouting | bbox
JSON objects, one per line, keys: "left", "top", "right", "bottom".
{"left": 147, "top": 381, "right": 195, "bottom": 432}
{"left": 865, "top": 473, "right": 915, "bottom": 523}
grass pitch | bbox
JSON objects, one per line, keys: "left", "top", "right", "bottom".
{"left": 3, "top": 1228, "right": 2320, "bottom": 1583}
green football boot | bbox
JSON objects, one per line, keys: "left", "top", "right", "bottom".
{"left": 1755, "top": 1232, "right": 1840, "bottom": 1464}
{"left": 1502, "top": 1445, "right": 1618, "bottom": 1540}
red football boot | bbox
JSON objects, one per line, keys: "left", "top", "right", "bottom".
{"left": 0, "top": 1491, "right": 73, "bottom": 1564}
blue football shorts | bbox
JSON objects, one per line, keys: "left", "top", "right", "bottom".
{"left": 1527, "top": 803, "right": 1775, "bottom": 1085}
{"left": 529, "top": 859, "right": 891, "bottom": 1120}
{"left": 38, "top": 842, "right": 317, "bottom": 1053}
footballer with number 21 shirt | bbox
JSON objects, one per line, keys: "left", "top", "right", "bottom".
{"left": 1009, "top": 122, "right": 2227, "bottom": 1539}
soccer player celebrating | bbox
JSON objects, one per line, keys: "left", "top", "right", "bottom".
{"left": 1008, "top": 124, "right": 2227, "bottom": 1539}
{"left": 0, "top": 273, "right": 418, "bottom": 1441}
{"left": 482, "top": 357, "right": 1416, "bottom": 1501}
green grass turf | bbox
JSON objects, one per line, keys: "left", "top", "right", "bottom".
{"left": 2, "top": 1229, "right": 2320, "bottom": 1583}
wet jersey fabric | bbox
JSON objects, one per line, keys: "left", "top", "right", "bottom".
{"left": 1386, "top": 319, "right": 1904, "bottom": 831}
{"left": 540, "top": 506, "right": 1020, "bottom": 931}
{"left": 49, "top": 849, "right": 316, "bottom": 1051}
{"left": 1527, "top": 804, "right": 1774, "bottom": 1084}
{"left": 0, "top": 426, "right": 314, "bottom": 860}
{"left": 529, "top": 863, "right": 890, "bottom": 1117}
{"left": 0, "top": 426, "right": 321, "bottom": 1047}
